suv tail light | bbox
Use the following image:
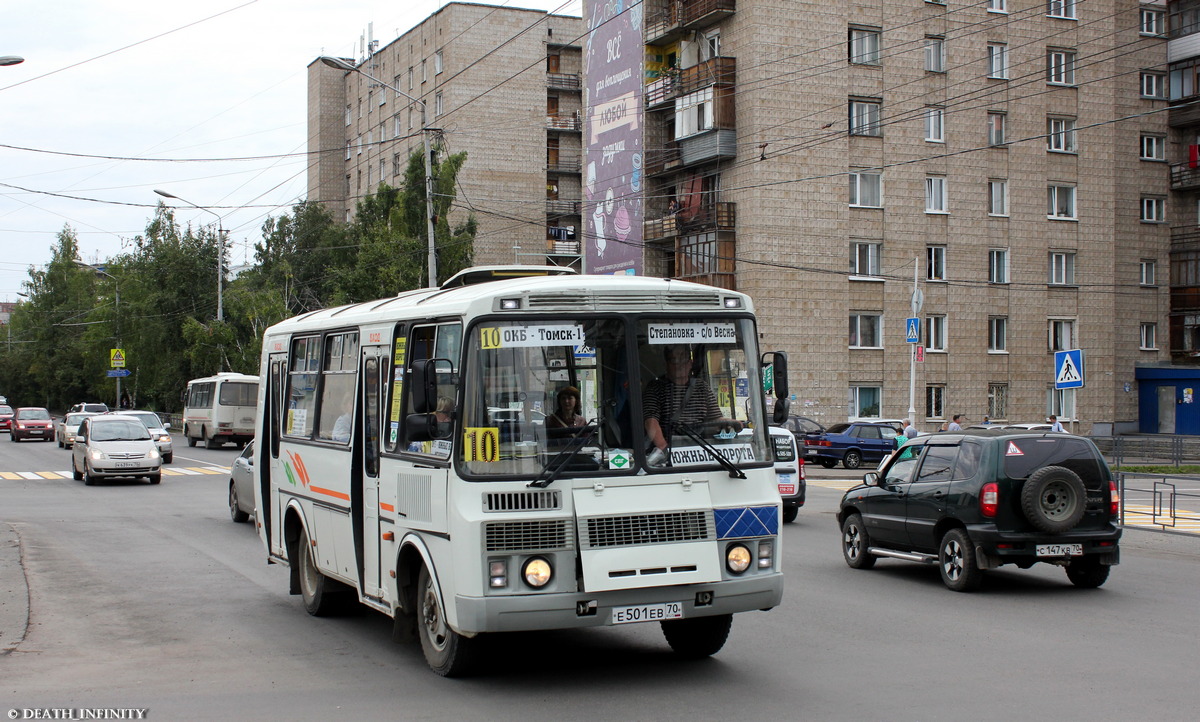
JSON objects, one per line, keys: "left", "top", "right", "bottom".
{"left": 980, "top": 482, "right": 999, "bottom": 518}
{"left": 798, "top": 459, "right": 806, "bottom": 480}
{"left": 1109, "top": 480, "right": 1120, "bottom": 518}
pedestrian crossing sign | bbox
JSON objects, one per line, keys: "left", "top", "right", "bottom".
{"left": 1054, "top": 349, "right": 1084, "bottom": 389}
{"left": 905, "top": 317, "right": 920, "bottom": 344}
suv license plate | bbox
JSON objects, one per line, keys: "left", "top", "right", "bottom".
{"left": 611, "top": 602, "right": 683, "bottom": 625}
{"left": 1036, "top": 543, "right": 1082, "bottom": 557}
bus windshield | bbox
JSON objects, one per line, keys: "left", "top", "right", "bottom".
{"left": 459, "top": 315, "right": 769, "bottom": 479}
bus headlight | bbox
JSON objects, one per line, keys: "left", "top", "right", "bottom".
{"left": 489, "top": 559, "right": 507, "bottom": 588}
{"left": 522, "top": 557, "right": 552, "bottom": 588}
{"left": 726, "top": 544, "right": 751, "bottom": 574}
{"left": 757, "top": 540, "right": 774, "bottom": 569}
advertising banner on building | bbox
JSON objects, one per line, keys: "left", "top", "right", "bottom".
{"left": 583, "top": 0, "right": 644, "bottom": 275}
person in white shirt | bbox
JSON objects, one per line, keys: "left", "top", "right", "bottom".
{"left": 947, "top": 414, "right": 962, "bottom": 432}
{"left": 902, "top": 419, "right": 919, "bottom": 439}
{"left": 1048, "top": 415, "right": 1065, "bottom": 432}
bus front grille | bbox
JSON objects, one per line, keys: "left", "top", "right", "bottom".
{"left": 484, "top": 520, "right": 571, "bottom": 552}
{"left": 581, "top": 511, "right": 712, "bottom": 549}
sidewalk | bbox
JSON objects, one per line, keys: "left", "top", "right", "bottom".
{"left": 0, "top": 522, "right": 29, "bottom": 654}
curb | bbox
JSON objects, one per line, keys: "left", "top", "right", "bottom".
{"left": 0, "top": 522, "right": 30, "bottom": 655}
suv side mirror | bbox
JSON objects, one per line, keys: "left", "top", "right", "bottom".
{"left": 862, "top": 471, "right": 879, "bottom": 486}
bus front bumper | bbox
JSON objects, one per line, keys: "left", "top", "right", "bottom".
{"left": 453, "top": 572, "right": 783, "bottom": 634}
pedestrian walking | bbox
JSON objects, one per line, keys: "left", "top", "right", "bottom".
{"left": 1048, "top": 415, "right": 1065, "bottom": 432}
{"left": 947, "top": 414, "right": 962, "bottom": 431}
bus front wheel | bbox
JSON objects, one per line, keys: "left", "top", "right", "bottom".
{"left": 298, "top": 526, "right": 344, "bottom": 617}
{"left": 417, "top": 566, "right": 476, "bottom": 677}
{"left": 661, "top": 613, "right": 732, "bottom": 658}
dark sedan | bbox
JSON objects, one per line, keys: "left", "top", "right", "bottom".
{"left": 805, "top": 421, "right": 901, "bottom": 469}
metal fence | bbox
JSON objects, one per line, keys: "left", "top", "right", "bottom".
{"left": 1118, "top": 473, "right": 1200, "bottom": 534}
{"left": 1090, "top": 435, "right": 1200, "bottom": 468}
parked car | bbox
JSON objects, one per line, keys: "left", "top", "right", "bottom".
{"left": 69, "top": 402, "right": 110, "bottom": 415}
{"left": 769, "top": 426, "right": 806, "bottom": 523}
{"left": 1004, "top": 423, "right": 1054, "bottom": 431}
{"left": 805, "top": 422, "right": 902, "bottom": 469}
{"left": 120, "top": 410, "right": 174, "bottom": 463}
{"left": 782, "top": 415, "right": 822, "bottom": 451}
{"left": 71, "top": 414, "right": 161, "bottom": 485}
{"left": 837, "top": 430, "right": 1120, "bottom": 591}
{"left": 229, "top": 440, "right": 255, "bottom": 523}
{"left": 0, "top": 404, "right": 13, "bottom": 433}
{"left": 56, "top": 412, "right": 95, "bottom": 448}
{"left": 11, "top": 407, "right": 54, "bottom": 442}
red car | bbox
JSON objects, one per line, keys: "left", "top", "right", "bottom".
{"left": 0, "top": 404, "right": 13, "bottom": 432}
{"left": 11, "top": 407, "right": 54, "bottom": 442}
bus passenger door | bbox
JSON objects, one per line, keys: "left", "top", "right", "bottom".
{"left": 360, "top": 350, "right": 385, "bottom": 598}
{"left": 263, "top": 354, "right": 288, "bottom": 555}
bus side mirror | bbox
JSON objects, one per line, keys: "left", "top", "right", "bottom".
{"left": 410, "top": 358, "right": 452, "bottom": 413}
{"left": 761, "top": 351, "right": 789, "bottom": 424}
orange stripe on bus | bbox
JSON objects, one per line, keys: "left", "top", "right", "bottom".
{"left": 310, "top": 485, "right": 350, "bottom": 501}
{"left": 380, "top": 502, "right": 395, "bottom": 512}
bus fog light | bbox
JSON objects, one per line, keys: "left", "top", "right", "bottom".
{"left": 522, "top": 557, "right": 552, "bottom": 588}
{"left": 757, "top": 540, "right": 773, "bottom": 569}
{"left": 489, "top": 560, "right": 507, "bottom": 588}
{"left": 726, "top": 544, "right": 751, "bottom": 574}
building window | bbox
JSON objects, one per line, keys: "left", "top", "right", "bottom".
{"left": 926, "top": 315, "right": 947, "bottom": 352}
{"left": 987, "top": 43, "right": 1009, "bottom": 79}
{"left": 849, "top": 27, "right": 882, "bottom": 64}
{"left": 1140, "top": 259, "right": 1157, "bottom": 286}
{"left": 850, "top": 386, "right": 882, "bottom": 418}
{"left": 1047, "top": 117, "right": 1077, "bottom": 152}
{"left": 927, "top": 245, "right": 946, "bottom": 281}
{"left": 345, "top": 140, "right": 351, "bottom": 161}
{"left": 1141, "top": 8, "right": 1165, "bottom": 36}
{"left": 989, "top": 0, "right": 1008, "bottom": 11}
{"left": 1048, "top": 184, "right": 1077, "bottom": 220}
{"left": 988, "top": 180, "right": 1009, "bottom": 216}
{"left": 851, "top": 241, "right": 882, "bottom": 276}
{"left": 408, "top": 67, "right": 413, "bottom": 89}
{"left": 988, "top": 383, "right": 1008, "bottom": 419}
{"left": 1049, "top": 252, "right": 1077, "bottom": 285}
{"left": 356, "top": 135, "right": 362, "bottom": 155}
{"left": 1141, "top": 196, "right": 1166, "bottom": 223}
{"left": 1049, "top": 388, "right": 1076, "bottom": 420}
{"left": 925, "top": 385, "right": 945, "bottom": 420}
{"left": 1141, "top": 323, "right": 1158, "bottom": 350}
{"left": 1049, "top": 319, "right": 1076, "bottom": 351}
{"left": 988, "top": 112, "right": 1006, "bottom": 146}
{"left": 1140, "top": 134, "right": 1166, "bottom": 161}
{"left": 925, "top": 36, "right": 945, "bottom": 72}
{"left": 1048, "top": 0, "right": 1076, "bottom": 20}
{"left": 849, "top": 171, "right": 882, "bottom": 207}
{"left": 989, "top": 248, "right": 1010, "bottom": 283}
{"left": 392, "top": 153, "right": 401, "bottom": 177}
{"left": 421, "top": 59, "right": 427, "bottom": 82}
{"left": 1184, "top": 314, "right": 1200, "bottom": 353}
{"left": 989, "top": 316, "right": 1008, "bottom": 352}
{"left": 1142, "top": 72, "right": 1166, "bottom": 99}
{"left": 435, "top": 92, "right": 443, "bottom": 117}
{"left": 926, "top": 176, "right": 948, "bottom": 213}
{"left": 849, "top": 314, "right": 882, "bottom": 348}
{"left": 1048, "top": 49, "right": 1077, "bottom": 85}
{"left": 849, "top": 99, "right": 882, "bottom": 136}
{"left": 345, "top": 105, "right": 352, "bottom": 126}
{"left": 394, "top": 115, "right": 402, "bottom": 138}
{"left": 925, "top": 107, "right": 944, "bottom": 142}
{"left": 676, "top": 88, "right": 715, "bottom": 137}
{"left": 435, "top": 50, "right": 443, "bottom": 74}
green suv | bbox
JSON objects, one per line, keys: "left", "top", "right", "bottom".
{"left": 836, "top": 431, "right": 1120, "bottom": 592}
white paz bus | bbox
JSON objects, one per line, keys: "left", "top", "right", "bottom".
{"left": 254, "top": 266, "right": 790, "bottom": 676}
{"left": 183, "top": 372, "right": 259, "bottom": 449}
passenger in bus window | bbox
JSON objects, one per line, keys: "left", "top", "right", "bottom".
{"left": 546, "top": 386, "right": 585, "bottom": 429}
{"left": 331, "top": 389, "right": 354, "bottom": 443}
{"left": 643, "top": 345, "right": 741, "bottom": 463}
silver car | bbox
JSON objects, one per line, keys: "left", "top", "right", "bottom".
{"left": 121, "top": 410, "right": 174, "bottom": 463}
{"left": 56, "top": 412, "right": 95, "bottom": 449}
{"left": 72, "top": 414, "right": 162, "bottom": 485}
{"left": 229, "top": 440, "right": 255, "bottom": 523}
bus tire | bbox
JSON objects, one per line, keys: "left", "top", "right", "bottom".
{"left": 417, "top": 565, "right": 477, "bottom": 677}
{"left": 186, "top": 425, "right": 197, "bottom": 447}
{"left": 297, "top": 526, "right": 345, "bottom": 617}
{"left": 661, "top": 613, "right": 732, "bottom": 658}
{"left": 204, "top": 429, "right": 220, "bottom": 450}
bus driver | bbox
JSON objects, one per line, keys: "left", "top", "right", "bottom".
{"left": 643, "top": 345, "right": 741, "bottom": 465}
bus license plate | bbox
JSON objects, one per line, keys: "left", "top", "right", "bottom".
{"left": 611, "top": 602, "right": 683, "bottom": 625}
{"left": 1036, "top": 543, "right": 1082, "bottom": 557}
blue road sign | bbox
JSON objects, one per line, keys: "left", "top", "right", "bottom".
{"left": 905, "top": 317, "right": 920, "bottom": 344}
{"left": 106, "top": 369, "right": 131, "bottom": 378}
{"left": 1054, "top": 349, "right": 1084, "bottom": 389}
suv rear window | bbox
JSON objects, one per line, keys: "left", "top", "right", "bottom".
{"left": 1002, "top": 437, "right": 1106, "bottom": 480}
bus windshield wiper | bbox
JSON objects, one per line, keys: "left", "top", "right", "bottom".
{"left": 674, "top": 423, "right": 747, "bottom": 479}
{"left": 528, "top": 424, "right": 597, "bottom": 489}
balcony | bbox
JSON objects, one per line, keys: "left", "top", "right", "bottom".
{"left": 645, "top": 144, "right": 683, "bottom": 176}
{"left": 546, "top": 199, "right": 581, "bottom": 216}
{"left": 547, "top": 72, "right": 581, "bottom": 91}
{"left": 1169, "top": 96, "right": 1200, "bottom": 128}
{"left": 546, "top": 238, "right": 582, "bottom": 256}
{"left": 546, "top": 112, "right": 581, "bottom": 131}
{"left": 1172, "top": 225, "right": 1200, "bottom": 250}
{"left": 546, "top": 159, "right": 581, "bottom": 174}
{"left": 645, "top": 0, "right": 736, "bottom": 45}
{"left": 645, "top": 201, "right": 735, "bottom": 241}
{"left": 1172, "top": 162, "right": 1200, "bottom": 190}
{"left": 645, "top": 56, "right": 736, "bottom": 109}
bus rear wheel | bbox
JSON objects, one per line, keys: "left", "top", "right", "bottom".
{"left": 186, "top": 425, "right": 197, "bottom": 447}
{"left": 417, "top": 565, "right": 477, "bottom": 677}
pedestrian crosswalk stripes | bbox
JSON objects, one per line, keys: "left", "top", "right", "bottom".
{"left": 0, "top": 466, "right": 229, "bottom": 480}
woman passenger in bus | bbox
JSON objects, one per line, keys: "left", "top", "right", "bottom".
{"left": 546, "top": 386, "right": 586, "bottom": 430}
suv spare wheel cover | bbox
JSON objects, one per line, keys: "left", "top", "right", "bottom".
{"left": 1020, "top": 465, "right": 1087, "bottom": 533}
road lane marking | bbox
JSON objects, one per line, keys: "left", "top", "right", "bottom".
{"left": 0, "top": 472, "right": 21, "bottom": 480}
{"left": 17, "top": 472, "right": 41, "bottom": 480}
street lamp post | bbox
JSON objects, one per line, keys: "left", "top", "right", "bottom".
{"left": 153, "top": 190, "right": 227, "bottom": 322}
{"left": 319, "top": 55, "right": 439, "bottom": 287}
{"left": 75, "top": 262, "right": 121, "bottom": 409}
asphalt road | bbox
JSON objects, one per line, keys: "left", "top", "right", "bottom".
{"left": 2, "top": 434, "right": 1200, "bottom": 720}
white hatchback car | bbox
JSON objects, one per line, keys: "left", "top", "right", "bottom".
{"left": 72, "top": 414, "right": 162, "bottom": 485}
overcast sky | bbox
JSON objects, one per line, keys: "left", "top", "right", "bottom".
{"left": 0, "top": 0, "right": 581, "bottom": 302}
